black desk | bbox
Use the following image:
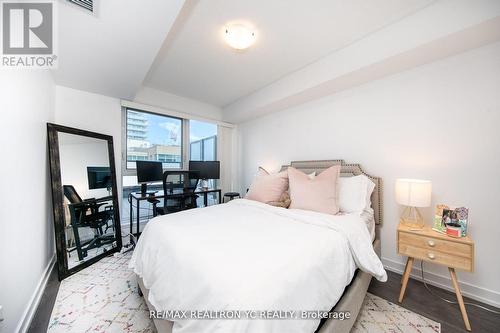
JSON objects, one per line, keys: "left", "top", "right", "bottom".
{"left": 128, "top": 188, "right": 221, "bottom": 238}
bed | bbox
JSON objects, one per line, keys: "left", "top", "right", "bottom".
{"left": 130, "top": 160, "right": 385, "bottom": 333}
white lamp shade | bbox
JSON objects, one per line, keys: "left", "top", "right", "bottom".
{"left": 395, "top": 179, "right": 432, "bottom": 207}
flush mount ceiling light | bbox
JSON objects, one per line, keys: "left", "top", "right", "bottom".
{"left": 223, "top": 24, "right": 256, "bottom": 50}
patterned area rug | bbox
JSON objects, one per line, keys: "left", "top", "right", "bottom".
{"left": 352, "top": 294, "right": 440, "bottom": 333}
{"left": 48, "top": 253, "right": 153, "bottom": 333}
{"left": 48, "top": 253, "right": 440, "bottom": 333}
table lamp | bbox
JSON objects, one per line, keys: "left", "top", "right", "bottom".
{"left": 395, "top": 178, "right": 432, "bottom": 229}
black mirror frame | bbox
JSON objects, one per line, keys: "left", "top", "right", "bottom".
{"left": 47, "top": 123, "right": 122, "bottom": 280}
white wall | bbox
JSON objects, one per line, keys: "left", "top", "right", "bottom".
{"left": 224, "top": 0, "right": 500, "bottom": 122}
{"left": 59, "top": 137, "right": 110, "bottom": 200}
{"left": 237, "top": 42, "right": 500, "bottom": 307}
{"left": 0, "top": 71, "right": 55, "bottom": 333}
{"left": 54, "top": 86, "right": 123, "bottom": 198}
{"left": 134, "top": 86, "right": 223, "bottom": 121}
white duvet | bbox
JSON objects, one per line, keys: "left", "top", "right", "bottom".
{"left": 130, "top": 199, "right": 387, "bottom": 333}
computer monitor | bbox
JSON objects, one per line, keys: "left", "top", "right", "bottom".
{"left": 136, "top": 161, "right": 163, "bottom": 195}
{"left": 136, "top": 161, "right": 163, "bottom": 184}
{"left": 87, "top": 166, "right": 111, "bottom": 190}
{"left": 188, "top": 161, "right": 220, "bottom": 180}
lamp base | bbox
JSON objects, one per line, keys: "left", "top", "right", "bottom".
{"left": 400, "top": 206, "right": 424, "bottom": 230}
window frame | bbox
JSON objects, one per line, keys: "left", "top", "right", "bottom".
{"left": 121, "top": 107, "right": 188, "bottom": 177}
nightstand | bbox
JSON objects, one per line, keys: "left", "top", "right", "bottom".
{"left": 397, "top": 224, "right": 474, "bottom": 331}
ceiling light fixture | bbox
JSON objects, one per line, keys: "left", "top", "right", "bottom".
{"left": 223, "top": 24, "right": 256, "bottom": 50}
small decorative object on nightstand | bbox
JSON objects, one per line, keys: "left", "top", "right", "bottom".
{"left": 395, "top": 178, "right": 432, "bottom": 229}
{"left": 397, "top": 224, "right": 474, "bottom": 331}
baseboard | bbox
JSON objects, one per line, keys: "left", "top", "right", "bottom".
{"left": 16, "top": 254, "right": 56, "bottom": 333}
{"left": 382, "top": 257, "right": 500, "bottom": 308}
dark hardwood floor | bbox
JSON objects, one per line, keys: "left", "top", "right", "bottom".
{"left": 28, "top": 266, "right": 499, "bottom": 332}
{"left": 368, "top": 270, "right": 500, "bottom": 333}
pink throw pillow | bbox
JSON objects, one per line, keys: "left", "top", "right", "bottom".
{"left": 288, "top": 165, "right": 340, "bottom": 215}
{"left": 245, "top": 167, "right": 288, "bottom": 204}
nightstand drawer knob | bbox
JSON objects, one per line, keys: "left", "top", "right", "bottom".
{"left": 427, "top": 240, "right": 436, "bottom": 247}
{"left": 428, "top": 253, "right": 436, "bottom": 260}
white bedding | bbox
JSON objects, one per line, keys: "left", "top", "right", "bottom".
{"left": 130, "top": 199, "right": 386, "bottom": 333}
{"left": 361, "top": 208, "right": 376, "bottom": 241}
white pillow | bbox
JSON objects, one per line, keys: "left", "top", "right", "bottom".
{"left": 365, "top": 177, "right": 376, "bottom": 210}
{"left": 338, "top": 175, "right": 375, "bottom": 213}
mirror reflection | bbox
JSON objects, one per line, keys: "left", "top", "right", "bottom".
{"left": 58, "top": 132, "right": 117, "bottom": 269}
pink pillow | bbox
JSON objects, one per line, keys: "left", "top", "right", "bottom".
{"left": 288, "top": 165, "right": 341, "bottom": 215}
{"left": 245, "top": 167, "right": 288, "bottom": 204}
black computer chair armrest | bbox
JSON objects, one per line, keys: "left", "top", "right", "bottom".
{"left": 69, "top": 201, "right": 107, "bottom": 216}
{"left": 68, "top": 201, "right": 94, "bottom": 209}
{"left": 146, "top": 198, "right": 161, "bottom": 204}
{"left": 147, "top": 198, "right": 161, "bottom": 217}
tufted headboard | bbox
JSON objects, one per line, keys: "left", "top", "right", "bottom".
{"left": 280, "top": 160, "right": 383, "bottom": 225}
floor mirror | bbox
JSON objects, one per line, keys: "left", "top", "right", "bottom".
{"left": 47, "top": 123, "right": 122, "bottom": 280}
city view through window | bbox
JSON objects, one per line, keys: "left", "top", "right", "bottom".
{"left": 122, "top": 109, "right": 218, "bottom": 224}
{"left": 126, "top": 109, "right": 182, "bottom": 169}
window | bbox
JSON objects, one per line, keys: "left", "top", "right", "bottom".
{"left": 189, "top": 120, "right": 217, "bottom": 161}
{"left": 126, "top": 109, "right": 182, "bottom": 169}
{"left": 121, "top": 108, "right": 220, "bottom": 225}
{"left": 189, "top": 120, "right": 218, "bottom": 206}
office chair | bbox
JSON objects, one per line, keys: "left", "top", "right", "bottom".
{"left": 63, "top": 185, "right": 115, "bottom": 261}
{"left": 153, "top": 171, "right": 199, "bottom": 216}
{"left": 63, "top": 185, "right": 115, "bottom": 230}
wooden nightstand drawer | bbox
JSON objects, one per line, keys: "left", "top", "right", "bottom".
{"left": 397, "top": 223, "right": 475, "bottom": 331}
{"left": 399, "top": 232, "right": 472, "bottom": 258}
{"left": 398, "top": 242, "right": 473, "bottom": 271}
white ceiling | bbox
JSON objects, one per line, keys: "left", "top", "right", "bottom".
{"left": 52, "top": 0, "right": 185, "bottom": 99}
{"left": 144, "top": 0, "right": 435, "bottom": 107}
{"left": 222, "top": 0, "right": 500, "bottom": 122}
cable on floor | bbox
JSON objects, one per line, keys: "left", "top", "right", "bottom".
{"left": 420, "top": 260, "right": 500, "bottom": 314}
{"left": 117, "top": 232, "right": 137, "bottom": 254}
